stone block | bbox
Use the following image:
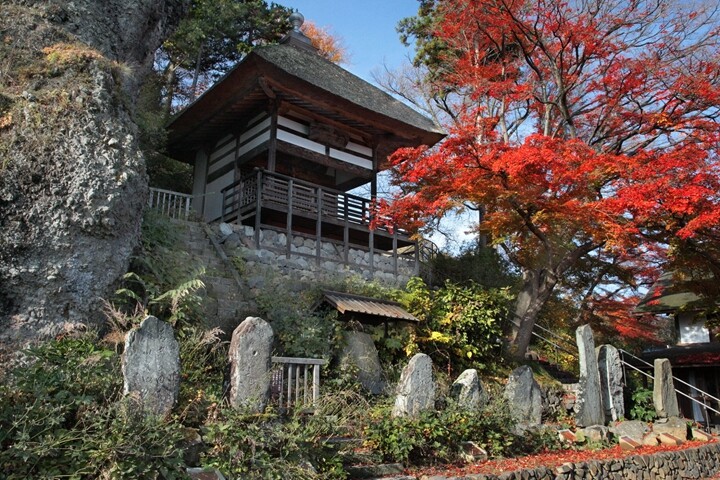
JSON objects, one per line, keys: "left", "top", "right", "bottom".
{"left": 460, "top": 441, "right": 488, "bottom": 462}
{"left": 581, "top": 425, "right": 610, "bottom": 443}
{"left": 450, "top": 369, "right": 487, "bottom": 410}
{"left": 187, "top": 468, "right": 226, "bottom": 480}
{"left": 229, "top": 317, "right": 273, "bottom": 412}
{"left": 575, "top": 325, "right": 605, "bottom": 427}
{"left": 598, "top": 344, "right": 625, "bottom": 422}
{"left": 610, "top": 420, "right": 650, "bottom": 443}
{"left": 122, "top": 316, "right": 180, "bottom": 416}
{"left": 643, "top": 433, "right": 659, "bottom": 446}
{"left": 653, "top": 359, "right": 680, "bottom": 418}
{"left": 504, "top": 365, "right": 542, "bottom": 428}
{"left": 392, "top": 353, "right": 435, "bottom": 417}
{"left": 340, "top": 331, "right": 385, "bottom": 394}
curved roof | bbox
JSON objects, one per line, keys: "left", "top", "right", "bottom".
{"left": 166, "top": 40, "right": 444, "bottom": 161}
{"left": 253, "top": 44, "right": 443, "bottom": 135}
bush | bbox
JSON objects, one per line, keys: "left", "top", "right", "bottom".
{"left": 364, "top": 400, "right": 515, "bottom": 465}
{"left": 397, "top": 278, "right": 512, "bottom": 374}
{"left": 202, "top": 407, "right": 346, "bottom": 479}
{"left": 0, "top": 334, "right": 187, "bottom": 479}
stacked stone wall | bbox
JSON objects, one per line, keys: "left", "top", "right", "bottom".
{"left": 423, "top": 442, "right": 720, "bottom": 479}
{"left": 221, "top": 224, "right": 416, "bottom": 287}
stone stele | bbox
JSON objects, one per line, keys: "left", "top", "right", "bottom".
{"left": 574, "top": 324, "right": 605, "bottom": 427}
{"left": 392, "top": 353, "right": 435, "bottom": 417}
{"left": 653, "top": 358, "right": 680, "bottom": 418}
{"left": 229, "top": 316, "right": 273, "bottom": 412}
{"left": 122, "top": 315, "right": 180, "bottom": 416}
{"left": 451, "top": 368, "right": 487, "bottom": 410}
{"left": 503, "top": 365, "right": 542, "bottom": 427}
{"left": 597, "top": 344, "right": 625, "bottom": 422}
{"left": 340, "top": 331, "right": 385, "bottom": 394}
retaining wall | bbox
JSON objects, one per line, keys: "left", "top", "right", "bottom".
{"left": 420, "top": 442, "right": 720, "bottom": 480}
{"left": 221, "top": 224, "right": 415, "bottom": 287}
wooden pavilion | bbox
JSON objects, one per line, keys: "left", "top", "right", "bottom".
{"left": 166, "top": 13, "right": 444, "bottom": 267}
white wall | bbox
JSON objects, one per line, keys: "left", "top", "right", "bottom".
{"left": 677, "top": 311, "right": 710, "bottom": 344}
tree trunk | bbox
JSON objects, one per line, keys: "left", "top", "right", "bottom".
{"left": 507, "top": 269, "right": 557, "bottom": 361}
{"left": 163, "top": 62, "right": 178, "bottom": 118}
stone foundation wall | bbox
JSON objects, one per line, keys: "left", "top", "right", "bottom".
{"left": 424, "top": 442, "right": 720, "bottom": 480}
{"left": 220, "top": 224, "right": 416, "bottom": 287}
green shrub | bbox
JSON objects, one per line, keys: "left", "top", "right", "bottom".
{"left": 364, "top": 400, "right": 515, "bottom": 465}
{"left": 397, "top": 277, "right": 512, "bottom": 374}
{"left": 629, "top": 386, "right": 657, "bottom": 422}
{"left": 202, "top": 407, "right": 345, "bottom": 479}
{"left": 255, "top": 284, "right": 344, "bottom": 360}
{"left": 0, "top": 334, "right": 187, "bottom": 479}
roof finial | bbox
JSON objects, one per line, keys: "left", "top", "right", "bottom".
{"left": 289, "top": 11, "right": 304, "bottom": 33}
{"left": 281, "top": 11, "right": 316, "bottom": 53}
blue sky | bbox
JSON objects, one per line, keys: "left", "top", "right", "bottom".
{"left": 277, "top": 0, "right": 420, "bottom": 83}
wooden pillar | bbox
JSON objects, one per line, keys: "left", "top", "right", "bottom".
{"left": 254, "top": 169, "right": 262, "bottom": 247}
{"left": 286, "top": 179, "right": 293, "bottom": 258}
{"left": 392, "top": 230, "right": 398, "bottom": 277}
{"left": 414, "top": 240, "right": 421, "bottom": 276}
{"left": 312, "top": 364, "right": 321, "bottom": 404}
{"left": 316, "top": 188, "right": 323, "bottom": 266}
{"left": 343, "top": 195, "right": 350, "bottom": 264}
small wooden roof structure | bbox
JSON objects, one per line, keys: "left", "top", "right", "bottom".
{"left": 166, "top": 18, "right": 444, "bottom": 166}
{"left": 319, "top": 290, "right": 418, "bottom": 325}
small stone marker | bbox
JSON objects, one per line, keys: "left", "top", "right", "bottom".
{"left": 392, "top": 353, "right": 435, "bottom": 417}
{"left": 597, "top": 344, "right": 624, "bottom": 422}
{"left": 692, "top": 428, "right": 713, "bottom": 441}
{"left": 619, "top": 436, "right": 641, "bottom": 451}
{"left": 558, "top": 429, "right": 577, "bottom": 443}
{"left": 450, "top": 368, "right": 487, "bottom": 410}
{"left": 503, "top": 365, "right": 542, "bottom": 427}
{"left": 228, "top": 316, "right": 273, "bottom": 412}
{"left": 340, "top": 331, "right": 385, "bottom": 394}
{"left": 653, "top": 358, "right": 680, "bottom": 418}
{"left": 122, "top": 315, "right": 180, "bottom": 416}
{"left": 460, "top": 441, "right": 488, "bottom": 462}
{"left": 658, "top": 433, "right": 683, "bottom": 446}
{"left": 574, "top": 325, "right": 605, "bottom": 427}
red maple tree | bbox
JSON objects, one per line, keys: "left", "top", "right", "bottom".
{"left": 380, "top": 0, "right": 720, "bottom": 359}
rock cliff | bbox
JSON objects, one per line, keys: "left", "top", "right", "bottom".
{"left": 0, "top": 0, "right": 188, "bottom": 354}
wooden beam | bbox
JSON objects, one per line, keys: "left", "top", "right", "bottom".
{"left": 278, "top": 101, "right": 372, "bottom": 144}
{"left": 263, "top": 75, "right": 427, "bottom": 143}
{"left": 276, "top": 139, "right": 372, "bottom": 177}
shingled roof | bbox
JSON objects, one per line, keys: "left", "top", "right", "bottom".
{"left": 167, "top": 32, "right": 444, "bottom": 161}
{"left": 253, "top": 43, "right": 443, "bottom": 135}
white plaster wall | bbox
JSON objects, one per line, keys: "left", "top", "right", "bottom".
{"left": 677, "top": 311, "right": 710, "bottom": 344}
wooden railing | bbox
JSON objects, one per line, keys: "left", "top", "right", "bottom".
{"left": 221, "top": 169, "right": 376, "bottom": 229}
{"left": 148, "top": 187, "right": 192, "bottom": 220}
{"left": 271, "top": 356, "right": 327, "bottom": 410}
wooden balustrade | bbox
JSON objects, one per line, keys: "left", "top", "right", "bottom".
{"left": 271, "top": 356, "right": 327, "bottom": 410}
{"left": 148, "top": 187, "right": 193, "bottom": 220}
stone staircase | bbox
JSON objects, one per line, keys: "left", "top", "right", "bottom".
{"left": 172, "top": 219, "right": 252, "bottom": 335}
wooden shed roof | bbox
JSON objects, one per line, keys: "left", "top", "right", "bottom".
{"left": 321, "top": 290, "right": 418, "bottom": 323}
